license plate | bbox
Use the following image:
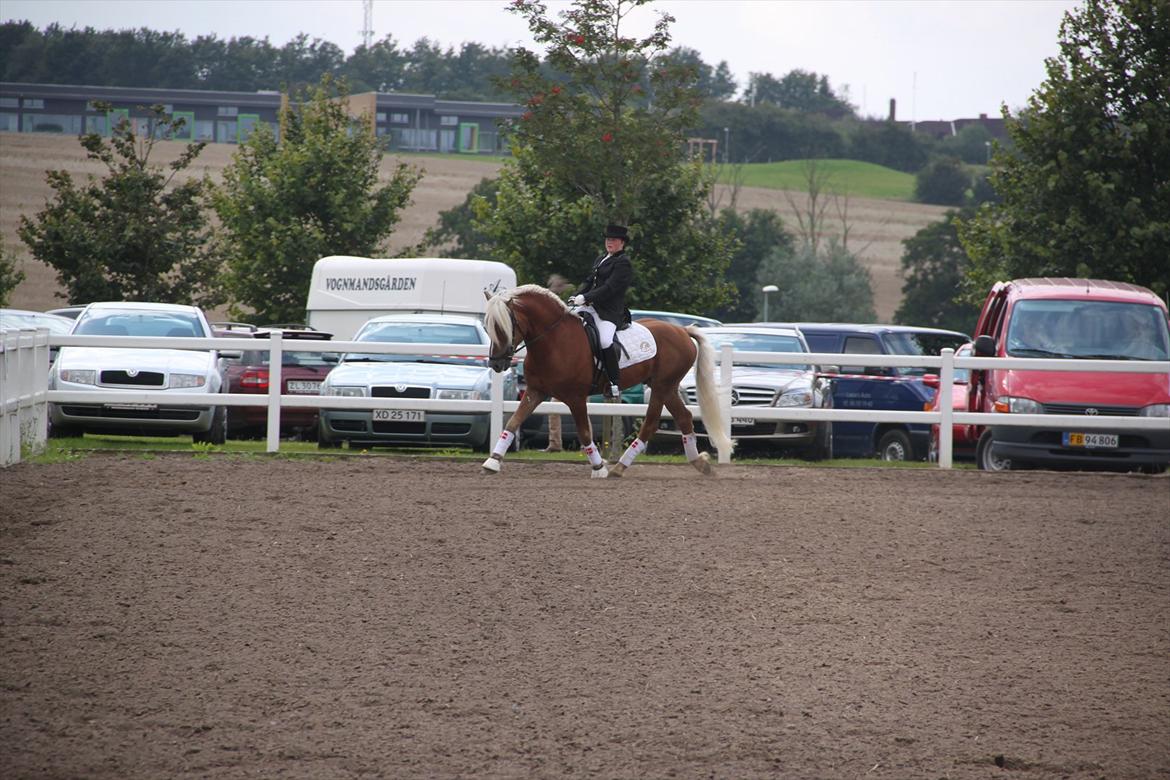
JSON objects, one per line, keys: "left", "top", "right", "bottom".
{"left": 731, "top": 416, "right": 755, "bottom": 426}
{"left": 286, "top": 380, "right": 321, "bottom": 394}
{"left": 373, "top": 409, "right": 424, "bottom": 422}
{"left": 1062, "top": 432, "right": 1119, "bottom": 448}
{"left": 105, "top": 403, "right": 157, "bottom": 411}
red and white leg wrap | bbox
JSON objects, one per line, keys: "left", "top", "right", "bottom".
{"left": 618, "top": 438, "right": 647, "bottom": 468}
{"left": 491, "top": 429, "right": 515, "bottom": 459}
{"left": 581, "top": 442, "right": 604, "bottom": 468}
{"left": 682, "top": 433, "right": 700, "bottom": 461}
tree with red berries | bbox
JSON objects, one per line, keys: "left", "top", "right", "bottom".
{"left": 476, "top": 0, "right": 735, "bottom": 314}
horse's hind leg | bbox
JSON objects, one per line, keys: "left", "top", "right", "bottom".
{"left": 608, "top": 389, "right": 667, "bottom": 478}
{"left": 662, "top": 385, "right": 713, "bottom": 476}
{"left": 481, "top": 389, "right": 545, "bottom": 474}
{"left": 565, "top": 395, "right": 608, "bottom": 478}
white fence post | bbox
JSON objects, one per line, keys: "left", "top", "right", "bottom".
{"left": 719, "top": 344, "right": 733, "bottom": 464}
{"left": 265, "top": 332, "right": 283, "bottom": 453}
{"left": 938, "top": 348, "right": 954, "bottom": 469}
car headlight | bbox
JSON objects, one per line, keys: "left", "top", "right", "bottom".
{"left": 170, "top": 373, "right": 206, "bottom": 389}
{"left": 775, "top": 390, "right": 813, "bottom": 407}
{"left": 59, "top": 369, "right": 96, "bottom": 385}
{"left": 993, "top": 396, "right": 1043, "bottom": 414}
{"left": 324, "top": 385, "right": 366, "bottom": 397}
{"left": 1139, "top": 403, "right": 1170, "bottom": 417}
{"left": 437, "top": 388, "right": 483, "bottom": 400}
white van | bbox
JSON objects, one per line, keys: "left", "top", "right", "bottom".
{"left": 305, "top": 256, "right": 517, "bottom": 340}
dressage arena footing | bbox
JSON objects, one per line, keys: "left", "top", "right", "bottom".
{"left": 2, "top": 454, "right": 1168, "bottom": 778}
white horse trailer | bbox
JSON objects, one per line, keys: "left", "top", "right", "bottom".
{"left": 305, "top": 256, "right": 516, "bottom": 340}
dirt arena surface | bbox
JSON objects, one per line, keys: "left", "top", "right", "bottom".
{"left": 2, "top": 455, "right": 1167, "bottom": 779}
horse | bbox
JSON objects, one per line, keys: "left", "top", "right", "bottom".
{"left": 480, "top": 284, "right": 733, "bottom": 478}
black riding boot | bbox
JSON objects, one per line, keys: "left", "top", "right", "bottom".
{"left": 603, "top": 343, "right": 621, "bottom": 399}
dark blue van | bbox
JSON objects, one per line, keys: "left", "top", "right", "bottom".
{"left": 756, "top": 323, "right": 969, "bottom": 460}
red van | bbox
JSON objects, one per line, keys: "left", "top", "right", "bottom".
{"left": 969, "top": 278, "right": 1170, "bottom": 472}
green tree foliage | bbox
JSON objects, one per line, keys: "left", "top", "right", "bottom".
{"left": 212, "top": 77, "right": 422, "bottom": 324}
{"left": 0, "top": 245, "right": 25, "bottom": 308}
{"left": 479, "top": 0, "right": 736, "bottom": 314}
{"left": 712, "top": 208, "right": 795, "bottom": 322}
{"left": 914, "top": 157, "right": 971, "bottom": 206}
{"left": 937, "top": 123, "right": 997, "bottom": 166}
{"left": 18, "top": 104, "right": 222, "bottom": 306}
{"left": 844, "top": 120, "right": 930, "bottom": 173}
{"left": 959, "top": 0, "right": 1170, "bottom": 298}
{"left": 701, "top": 101, "right": 847, "bottom": 163}
{"left": 658, "top": 46, "right": 737, "bottom": 101}
{"left": 755, "top": 241, "right": 876, "bottom": 323}
{"left": 747, "top": 69, "right": 854, "bottom": 118}
{"left": 894, "top": 211, "right": 981, "bottom": 333}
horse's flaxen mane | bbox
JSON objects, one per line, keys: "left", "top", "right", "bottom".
{"left": 507, "top": 283, "right": 568, "bottom": 311}
{"left": 485, "top": 284, "right": 569, "bottom": 349}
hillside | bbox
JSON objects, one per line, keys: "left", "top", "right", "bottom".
{"left": 0, "top": 133, "right": 948, "bottom": 321}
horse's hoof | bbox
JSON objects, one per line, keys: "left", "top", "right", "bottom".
{"left": 608, "top": 462, "right": 626, "bottom": 478}
{"left": 591, "top": 464, "right": 609, "bottom": 479}
{"left": 481, "top": 457, "right": 501, "bottom": 474}
{"left": 689, "top": 452, "right": 713, "bottom": 476}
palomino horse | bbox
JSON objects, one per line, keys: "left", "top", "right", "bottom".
{"left": 480, "top": 284, "right": 732, "bottom": 478}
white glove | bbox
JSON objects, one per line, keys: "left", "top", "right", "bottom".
{"left": 569, "top": 294, "right": 586, "bottom": 306}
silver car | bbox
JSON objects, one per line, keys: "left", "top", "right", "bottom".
{"left": 48, "top": 302, "right": 231, "bottom": 443}
{"left": 655, "top": 325, "right": 832, "bottom": 459}
{"left": 318, "top": 314, "right": 518, "bottom": 451}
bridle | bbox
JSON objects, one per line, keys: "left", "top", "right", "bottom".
{"left": 488, "top": 301, "right": 571, "bottom": 372}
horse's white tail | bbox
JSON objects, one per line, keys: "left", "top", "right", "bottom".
{"left": 687, "top": 326, "right": 735, "bottom": 456}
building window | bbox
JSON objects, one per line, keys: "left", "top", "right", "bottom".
{"left": 0, "top": 97, "right": 19, "bottom": 108}
{"left": 195, "top": 120, "right": 215, "bottom": 141}
{"left": 376, "top": 112, "right": 386, "bottom": 122}
{"left": 439, "top": 115, "right": 458, "bottom": 126}
{"left": 23, "top": 98, "right": 44, "bottom": 109}
{"left": 0, "top": 112, "right": 18, "bottom": 132}
{"left": 217, "top": 106, "right": 238, "bottom": 117}
{"left": 389, "top": 112, "right": 409, "bottom": 124}
{"left": 22, "top": 114, "right": 82, "bottom": 134}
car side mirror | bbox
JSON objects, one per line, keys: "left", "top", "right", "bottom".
{"left": 922, "top": 373, "right": 939, "bottom": 389}
{"left": 973, "top": 335, "right": 996, "bottom": 357}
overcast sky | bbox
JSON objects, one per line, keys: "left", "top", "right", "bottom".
{"left": 4, "top": 0, "right": 1080, "bottom": 120}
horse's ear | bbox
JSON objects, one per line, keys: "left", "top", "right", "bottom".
{"left": 484, "top": 290, "right": 493, "bottom": 301}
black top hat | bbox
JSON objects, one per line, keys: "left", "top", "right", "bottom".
{"left": 603, "top": 224, "right": 629, "bottom": 241}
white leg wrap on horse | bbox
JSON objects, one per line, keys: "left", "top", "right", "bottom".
{"left": 682, "top": 434, "right": 700, "bottom": 461}
{"left": 618, "top": 438, "right": 647, "bottom": 468}
{"left": 582, "top": 442, "right": 604, "bottom": 468}
{"left": 491, "top": 429, "right": 515, "bottom": 458}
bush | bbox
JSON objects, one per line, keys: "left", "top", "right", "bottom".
{"left": 914, "top": 157, "right": 970, "bottom": 206}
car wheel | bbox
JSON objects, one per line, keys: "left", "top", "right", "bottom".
{"left": 976, "top": 430, "right": 1011, "bottom": 471}
{"left": 877, "top": 429, "right": 912, "bottom": 461}
{"left": 47, "top": 421, "right": 81, "bottom": 439}
{"left": 193, "top": 406, "right": 227, "bottom": 445}
{"left": 803, "top": 422, "right": 832, "bottom": 461}
{"left": 317, "top": 419, "right": 341, "bottom": 449}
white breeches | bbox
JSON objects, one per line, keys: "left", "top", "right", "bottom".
{"left": 578, "top": 305, "right": 616, "bottom": 348}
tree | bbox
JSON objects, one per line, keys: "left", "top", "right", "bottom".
{"left": 959, "top": 0, "right": 1170, "bottom": 299}
{"left": 478, "top": 0, "right": 736, "bottom": 314}
{"left": 894, "top": 210, "right": 981, "bottom": 333}
{"left": 754, "top": 240, "right": 875, "bottom": 322}
{"left": 712, "top": 208, "right": 795, "bottom": 322}
{"left": 0, "top": 245, "right": 24, "bottom": 308}
{"left": 212, "top": 76, "right": 422, "bottom": 324}
{"left": 747, "top": 69, "right": 854, "bottom": 118}
{"left": 914, "top": 157, "right": 970, "bottom": 206}
{"left": 18, "top": 104, "right": 222, "bottom": 306}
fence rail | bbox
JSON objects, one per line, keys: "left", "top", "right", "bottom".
{"left": 2, "top": 330, "right": 1168, "bottom": 468}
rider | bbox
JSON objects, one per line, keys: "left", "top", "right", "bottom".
{"left": 569, "top": 223, "right": 633, "bottom": 398}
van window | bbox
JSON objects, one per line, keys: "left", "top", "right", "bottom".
{"left": 1006, "top": 300, "right": 1170, "bottom": 360}
{"left": 881, "top": 331, "right": 969, "bottom": 376}
{"left": 842, "top": 335, "right": 882, "bottom": 375}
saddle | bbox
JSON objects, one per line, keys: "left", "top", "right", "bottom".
{"left": 577, "top": 311, "right": 657, "bottom": 373}
{"left": 578, "top": 310, "right": 627, "bottom": 371}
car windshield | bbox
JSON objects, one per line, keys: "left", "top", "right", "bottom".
{"left": 704, "top": 332, "right": 809, "bottom": 369}
{"left": 1006, "top": 299, "right": 1170, "bottom": 361}
{"left": 344, "top": 322, "right": 487, "bottom": 366}
{"left": 73, "top": 311, "right": 206, "bottom": 338}
{"left": 881, "top": 331, "right": 969, "bottom": 376}
{"left": 0, "top": 311, "right": 73, "bottom": 335}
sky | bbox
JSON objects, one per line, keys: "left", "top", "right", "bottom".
{"left": 3, "top": 0, "right": 1080, "bottom": 121}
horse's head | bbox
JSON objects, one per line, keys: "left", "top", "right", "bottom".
{"left": 483, "top": 284, "right": 570, "bottom": 373}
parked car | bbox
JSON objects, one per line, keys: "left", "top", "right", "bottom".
{"left": 924, "top": 342, "right": 978, "bottom": 462}
{"left": 629, "top": 309, "right": 722, "bottom": 328}
{"left": 44, "top": 305, "right": 86, "bottom": 320}
{"left": 318, "top": 313, "right": 518, "bottom": 450}
{"left": 653, "top": 325, "right": 832, "bottom": 458}
{"left": 1, "top": 308, "right": 74, "bottom": 364}
{"left": 220, "top": 326, "right": 337, "bottom": 439}
{"left": 47, "top": 302, "right": 237, "bottom": 443}
{"left": 968, "top": 278, "right": 1170, "bottom": 472}
{"left": 753, "top": 322, "right": 970, "bottom": 460}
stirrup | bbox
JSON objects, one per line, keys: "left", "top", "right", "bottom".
{"left": 607, "top": 384, "right": 620, "bottom": 399}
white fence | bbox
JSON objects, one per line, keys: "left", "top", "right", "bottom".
{"left": 2, "top": 330, "right": 1168, "bottom": 469}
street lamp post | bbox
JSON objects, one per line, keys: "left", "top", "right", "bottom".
{"left": 984, "top": 140, "right": 991, "bottom": 164}
{"left": 723, "top": 127, "right": 730, "bottom": 164}
{"left": 761, "top": 284, "right": 778, "bottom": 321}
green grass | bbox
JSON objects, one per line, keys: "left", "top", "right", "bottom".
{"left": 27, "top": 433, "right": 968, "bottom": 469}
{"left": 717, "top": 158, "right": 917, "bottom": 201}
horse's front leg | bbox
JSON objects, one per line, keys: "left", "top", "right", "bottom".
{"left": 565, "top": 394, "right": 608, "bottom": 479}
{"left": 481, "top": 389, "right": 546, "bottom": 474}
{"left": 608, "top": 388, "right": 666, "bottom": 478}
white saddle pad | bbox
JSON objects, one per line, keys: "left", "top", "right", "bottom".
{"left": 615, "top": 322, "right": 657, "bottom": 368}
